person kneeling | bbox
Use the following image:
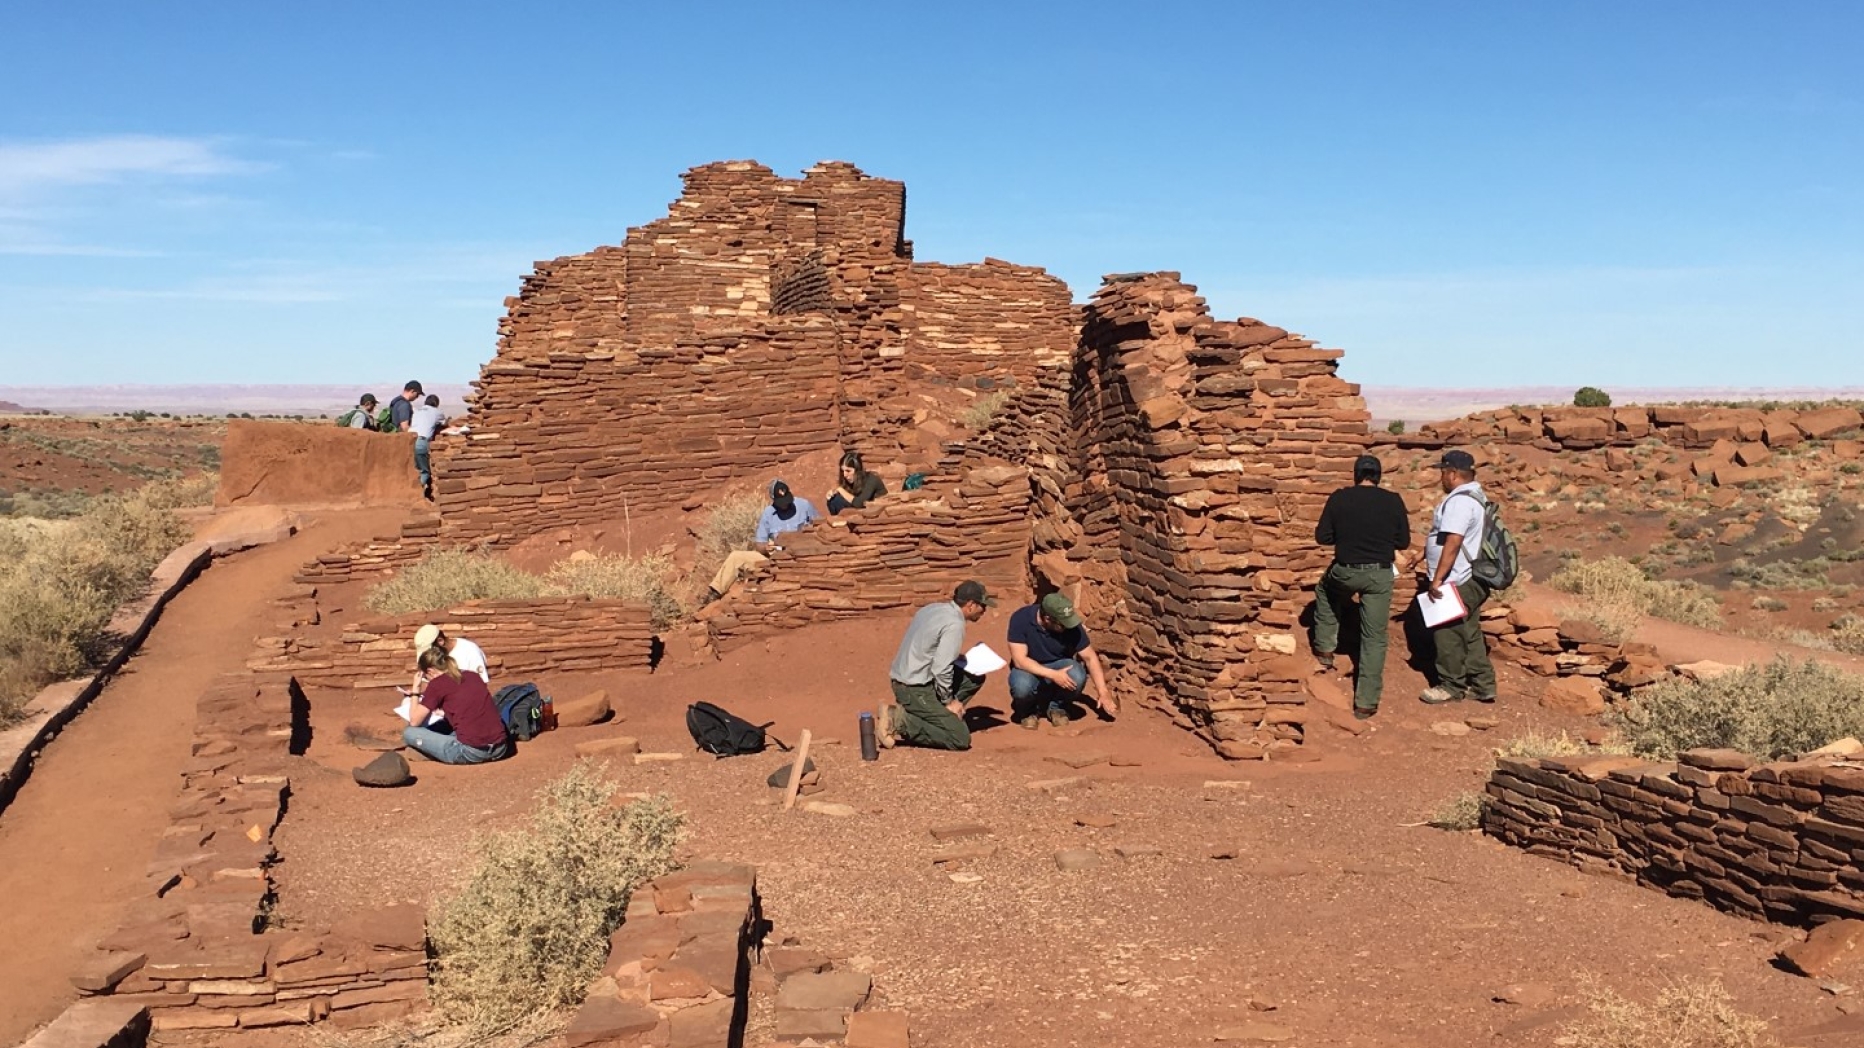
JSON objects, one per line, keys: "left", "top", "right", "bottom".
{"left": 402, "top": 645, "right": 510, "bottom": 764}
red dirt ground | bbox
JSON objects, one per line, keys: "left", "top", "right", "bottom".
{"left": 0, "top": 417, "right": 223, "bottom": 503}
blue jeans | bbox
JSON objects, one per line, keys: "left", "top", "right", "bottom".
{"left": 1009, "top": 659, "right": 1088, "bottom": 718}
{"left": 413, "top": 436, "right": 432, "bottom": 490}
{"left": 403, "top": 725, "right": 508, "bottom": 764}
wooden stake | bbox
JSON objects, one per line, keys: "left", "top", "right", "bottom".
{"left": 782, "top": 729, "right": 813, "bottom": 811}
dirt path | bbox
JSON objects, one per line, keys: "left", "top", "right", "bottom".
{"left": 0, "top": 508, "right": 406, "bottom": 1044}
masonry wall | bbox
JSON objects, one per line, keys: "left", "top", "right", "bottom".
{"left": 1058, "top": 273, "right": 1372, "bottom": 758}
{"left": 1486, "top": 750, "right": 1864, "bottom": 925}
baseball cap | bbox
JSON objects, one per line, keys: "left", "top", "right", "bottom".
{"left": 769, "top": 479, "right": 795, "bottom": 512}
{"left": 1437, "top": 449, "right": 1476, "bottom": 471}
{"left": 1039, "top": 592, "right": 1083, "bottom": 629}
{"left": 953, "top": 580, "right": 996, "bottom": 607}
{"left": 413, "top": 624, "right": 442, "bottom": 652}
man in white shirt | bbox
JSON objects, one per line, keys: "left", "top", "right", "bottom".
{"left": 1412, "top": 449, "right": 1497, "bottom": 705}
{"left": 413, "top": 623, "right": 489, "bottom": 685}
{"left": 409, "top": 394, "right": 447, "bottom": 500}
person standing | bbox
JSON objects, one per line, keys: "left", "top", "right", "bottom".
{"left": 1312, "top": 454, "right": 1411, "bottom": 719}
{"left": 703, "top": 480, "right": 821, "bottom": 603}
{"left": 338, "top": 393, "right": 379, "bottom": 429}
{"left": 884, "top": 580, "right": 992, "bottom": 750}
{"left": 390, "top": 380, "right": 422, "bottom": 432}
{"left": 1006, "top": 591, "right": 1114, "bottom": 728}
{"left": 1415, "top": 449, "right": 1498, "bottom": 705}
{"left": 409, "top": 393, "right": 446, "bottom": 499}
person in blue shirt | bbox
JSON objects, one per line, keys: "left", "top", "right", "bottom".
{"left": 1007, "top": 592, "right": 1114, "bottom": 729}
{"left": 703, "top": 479, "right": 820, "bottom": 603}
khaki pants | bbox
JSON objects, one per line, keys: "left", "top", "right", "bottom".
{"left": 1313, "top": 563, "right": 1395, "bottom": 711}
{"left": 709, "top": 549, "right": 769, "bottom": 595}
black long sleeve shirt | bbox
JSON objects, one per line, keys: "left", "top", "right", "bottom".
{"left": 1315, "top": 485, "right": 1411, "bottom": 566}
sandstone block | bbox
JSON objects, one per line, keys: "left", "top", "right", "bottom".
{"left": 556, "top": 690, "right": 612, "bottom": 727}
{"left": 776, "top": 970, "right": 872, "bottom": 1012}
{"left": 1541, "top": 677, "right": 1606, "bottom": 717}
{"left": 846, "top": 1010, "right": 911, "bottom": 1048}
{"left": 1781, "top": 919, "right": 1864, "bottom": 978}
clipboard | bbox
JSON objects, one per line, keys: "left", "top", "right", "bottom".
{"left": 1417, "top": 585, "right": 1468, "bottom": 627}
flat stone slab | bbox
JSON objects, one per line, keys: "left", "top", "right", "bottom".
{"left": 776, "top": 970, "right": 873, "bottom": 1012}
{"left": 20, "top": 999, "right": 150, "bottom": 1048}
{"left": 1055, "top": 849, "right": 1102, "bottom": 871}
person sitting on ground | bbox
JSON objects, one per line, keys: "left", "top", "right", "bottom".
{"left": 703, "top": 480, "right": 821, "bottom": 604}
{"left": 1312, "top": 453, "right": 1412, "bottom": 720}
{"left": 390, "top": 380, "right": 422, "bottom": 432}
{"left": 337, "top": 393, "right": 379, "bottom": 429}
{"left": 826, "top": 450, "right": 887, "bottom": 516}
{"left": 409, "top": 393, "right": 447, "bottom": 499}
{"left": 883, "top": 580, "right": 993, "bottom": 751}
{"left": 402, "top": 645, "right": 510, "bottom": 764}
{"left": 413, "top": 624, "right": 489, "bottom": 685}
{"left": 1007, "top": 591, "right": 1115, "bottom": 729}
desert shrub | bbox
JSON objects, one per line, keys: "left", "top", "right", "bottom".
{"left": 428, "top": 764, "right": 683, "bottom": 1029}
{"left": 365, "top": 549, "right": 548, "bottom": 615}
{"left": 959, "top": 390, "right": 1010, "bottom": 429}
{"left": 693, "top": 490, "right": 766, "bottom": 570}
{"left": 1728, "top": 556, "right": 1832, "bottom": 590}
{"left": 545, "top": 553, "right": 684, "bottom": 630}
{"left": 1612, "top": 657, "right": 1864, "bottom": 759}
{"left": 1558, "top": 978, "right": 1775, "bottom": 1048}
{"left": 1496, "top": 731, "right": 1630, "bottom": 760}
{"left": 1749, "top": 595, "right": 1787, "bottom": 612}
{"left": 1549, "top": 556, "right": 1721, "bottom": 631}
{"left": 1832, "top": 619, "right": 1864, "bottom": 656}
{"left": 1428, "top": 791, "right": 1487, "bottom": 831}
{"left": 1386, "top": 419, "right": 1405, "bottom": 435}
{"left": 0, "top": 481, "right": 196, "bottom": 726}
{"left": 1572, "top": 386, "right": 1613, "bottom": 408}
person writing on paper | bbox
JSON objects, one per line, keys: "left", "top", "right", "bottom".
{"left": 411, "top": 624, "right": 489, "bottom": 688}
{"left": 1313, "top": 454, "right": 1411, "bottom": 720}
{"left": 402, "top": 645, "right": 510, "bottom": 764}
{"left": 883, "top": 580, "right": 993, "bottom": 750}
{"left": 702, "top": 480, "right": 821, "bottom": 605}
{"left": 1007, "top": 591, "right": 1114, "bottom": 729}
{"left": 1413, "top": 449, "right": 1498, "bottom": 706}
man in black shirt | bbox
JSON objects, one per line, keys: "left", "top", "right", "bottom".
{"left": 1313, "top": 454, "right": 1412, "bottom": 719}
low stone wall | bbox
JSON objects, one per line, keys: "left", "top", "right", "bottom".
{"left": 566, "top": 863, "right": 761, "bottom": 1048}
{"left": 1420, "top": 403, "right": 1862, "bottom": 453}
{"left": 698, "top": 466, "right": 1030, "bottom": 650}
{"left": 260, "top": 597, "right": 658, "bottom": 690}
{"left": 292, "top": 516, "right": 440, "bottom": 585}
{"left": 1484, "top": 749, "right": 1864, "bottom": 925}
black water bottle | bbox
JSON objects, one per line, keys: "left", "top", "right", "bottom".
{"left": 859, "top": 711, "right": 878, "bottom": 761}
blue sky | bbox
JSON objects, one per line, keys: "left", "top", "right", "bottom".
{"left": 1, "top": 1, "right": 1859, "bottom": 388}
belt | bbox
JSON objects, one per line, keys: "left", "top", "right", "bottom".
{"left": 1335, "top": 562, "right": 1392, "bottom": 570}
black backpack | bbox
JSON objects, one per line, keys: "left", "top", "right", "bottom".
{"left": 685, "top": 701, "right": 775, "bottom": 757}
{"left": 493, "top": 683, "right": 547, "bottom": 742}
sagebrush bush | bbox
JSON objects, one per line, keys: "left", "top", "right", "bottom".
{"left": 1549, "top": 556, "right": 1721, "bottom": 632}
{"left": 0, "top": 477, "right": 200, "bottom": 726}
{"left": 960, "top": 390, "right": 1010, "bottom": 429}
{"left": 1572, "top": 386, "right": 1613, "bottom": 408}
{"left": 693, "top": 490, "right": 766, "bottom": 571}
{"left": 1495, "top": 731, "right": 1630, "bottom": 760}
{"left": 364, "top": 549, "right": 548, "bottom": 615}
{"left": 1834, "top": 619, "right": 1864, "bottom": 656}
{"left": 1428, "top": 791, "right": 1487, "bottom": 831}
{"left": 545, "top": 553, "right": 685, "bottom": 630}
{"left": 429, "top": 763, "right": 684, "bottom": 1029}
{"left": 1612, "top": 657, "right": 1864, "bottom": 759}
{"left": 1558, "top": 979, "right": 1775, "bottom": 1048}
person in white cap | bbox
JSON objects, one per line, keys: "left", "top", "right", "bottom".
{"left": 412, "top": 624, "right": 489, "bottom": 686}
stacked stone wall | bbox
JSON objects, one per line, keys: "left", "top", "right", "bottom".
{"left": 264, "top": 597, "right": 657, "bottom": 690}
{"left": 1422, "top": 404, "right": 1862, "bottom": 452}
{"left": 1486, "top": 750, "right": 1864, "bottom": 926}
{"left": 1059, "top": 274, "right": 1371, "bottom": 758}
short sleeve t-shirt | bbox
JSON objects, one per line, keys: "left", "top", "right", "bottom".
{"left": 1007, "top": 604, "right": 1089, "bottom": 665}
{"left": 410, "top": 404, "right": 445, "bottom": 439}
{"left": 449, "top": 638, "right": 489, "bottom": 684}
{"left": 420, "top": 672, "right": 507, "bottom": 749}
{"left": 1426, "top": 483, "right": 1487, "bottom": 586}
{"left": 389, "top": 396, "right": 415, "bottom": 430}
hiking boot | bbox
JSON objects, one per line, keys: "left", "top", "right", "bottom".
{"left": 700, "top": 587, "right": 723, "bottom": 608}
{"left": 1016, "top": 713, "right": 1040, "bottom": 731}
{"left": 1473, "top": 694, "right": 1498, "bottom": 704}
{"left": 1315, "top": 652, "right": 1337, "bottom": 672}
{"left": 1046, "top": 706, "right": 1070, "bottom": 728}
{"left": 1353, "top": 706, "right": 1378, "bottom": 720}
{"left": 1418, "top": 686, "right": 1462, "bottom": 705}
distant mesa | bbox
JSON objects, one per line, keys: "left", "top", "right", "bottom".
{"left": 0, "top": 400, "right": 47, "bottom": 415}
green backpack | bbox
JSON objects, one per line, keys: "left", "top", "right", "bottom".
{"left": 375, "top": 407, "right": 397, "bottom": 433}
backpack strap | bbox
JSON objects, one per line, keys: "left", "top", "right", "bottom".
{"left": 1443, "top": 491, "right": 1489, "bottom": 567}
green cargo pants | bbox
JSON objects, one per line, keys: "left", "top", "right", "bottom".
{"left": 889, "top": 671, "right": 983, "bottom": 751}
{"left": 1313, "top": 562, "right": 1395, "bottom": 712}
{"left": 1433, "top": 578, "right": 1497, "bottom": 700}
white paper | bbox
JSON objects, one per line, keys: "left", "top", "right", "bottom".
{"left": 1417, "top": 585, "right": 1468, "bottom": 627}
{"left": 961, "top": 643, "right": 1008, "bottom": 675}
{"left": 394, "top": 695, "right": 445, "bottom": 725}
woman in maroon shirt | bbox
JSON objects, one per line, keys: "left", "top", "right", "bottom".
{"left": 402, "top": 646, "right": 510, "bottom": 764}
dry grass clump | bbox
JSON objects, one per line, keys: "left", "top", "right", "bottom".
{"left": 428, "top": 763, "right": 683, "bottom": 1030}
{"left": 1428, "top": 790, "right": 1488, "bottom": 831}
{"left": 1495, "top": 731, "right": 1631, "bottom": 760}
{"left": 1558, "top": 978, "right": 1776, "bottom": 1048}
{"left": 0, "top": 478, "right": 197, "bottom": 726}
{"left": 1833, "top": 618, "right": 1864, "bottom": 656}
{"left": 1549, "top": 556, "right": 1721, "bottom": 634}
{"left": 693, "top": 490, "right": 766, "bottom": 569}
{"left": 545, "top": 553, "right": 685, "bottom": 629}
{"left": 364, "top": 549, "right": 549, "bottom": 615}
{"left": 1612, "top": 657, "right": 1864, "bottom": 760}
{"left": 960, "top": 390, "right": 1011, "bottom": 429}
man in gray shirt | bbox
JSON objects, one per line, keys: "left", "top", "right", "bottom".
{"left": 884, "top": 580, "right": 992, "bottom": 750}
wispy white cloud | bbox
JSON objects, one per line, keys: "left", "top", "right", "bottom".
{"left": 0, "top": 134, "right": 268, "bottom": 198}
